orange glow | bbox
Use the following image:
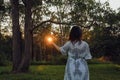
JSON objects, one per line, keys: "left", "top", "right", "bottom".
{"left": 47, "top": 37, "right": 53, "bottom": 43}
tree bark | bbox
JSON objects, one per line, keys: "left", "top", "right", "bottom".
{"left": 10, "top": 0, "right": 22, "bottom": 72}
{"left": 18, "top": 0, "right": 32, "bottom": 72}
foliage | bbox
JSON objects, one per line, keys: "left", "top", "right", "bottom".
{"left": 0, "top": 33, "right": 12, "bottom": 66}
{"left": 51, "top": 55, "right": 67, "bottom": 65}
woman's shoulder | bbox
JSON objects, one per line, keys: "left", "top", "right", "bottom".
{"left": 66, "top": 41, "right": 71, "bottom": 44}
{"left": 66, "top": 40, "right": 88, "bottom": 45}
{"left": 64, "top": 41, "right": 71, "bottom": 46}
{"left": 82, "top": 40, "right": 89, "bottom": 46}
{"left": 65, "top": 40, "right": 89, "bottom": 47}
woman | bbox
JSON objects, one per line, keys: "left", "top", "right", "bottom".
{"left": 51, "top": 26, "right": 92, "bottom": 80}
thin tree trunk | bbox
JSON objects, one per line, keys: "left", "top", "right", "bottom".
{"left": 10, "top": 0, "right": 22, "bottom": 72}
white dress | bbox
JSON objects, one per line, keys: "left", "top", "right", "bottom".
{"left": 60, "top": 41, "right": 92, "bottom": 80}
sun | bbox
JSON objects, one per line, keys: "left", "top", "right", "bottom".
{"left": 47, "top": 37, "right": 53, "bottom": 42}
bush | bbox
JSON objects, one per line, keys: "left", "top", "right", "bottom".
{"left": 31, "top": 55, "right": 67, "bottom": 65}
{"left": 87, "top": 58, "right": 111, "bottom": 64}
{"left": 31, "top": 61, "right": 51, "bottom": 65}
{"left": 52, "top": 55, "right": 67, "bottom": 65}
{"left": 0, "top": 53, "right": 11, "bottom": 66}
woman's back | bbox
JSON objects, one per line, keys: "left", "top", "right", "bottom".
{"left": 60, "top": 41, "right": 92, "bottom": 60}
{"left": 60, "top": 41, "right": 92, "bottom": 80}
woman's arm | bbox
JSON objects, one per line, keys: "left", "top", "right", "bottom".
{"left": 52, "top": 42, "right": 60, "bottom": 52}
{"left": 51, "top": 41, "right": 70, "bottom": 55}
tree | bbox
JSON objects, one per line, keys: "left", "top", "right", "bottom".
{"left": 10, "top": 0, "right": 22, "bottom": 72}
{"left": 0, "top": 0, "right": 4, "bottom": 12}
{"left": 17, "top": 0, "right": 33, "bottom": 72}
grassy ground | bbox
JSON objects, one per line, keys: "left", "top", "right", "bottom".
{"left": 0, "top": 63, "right": 120, "bottom": 80}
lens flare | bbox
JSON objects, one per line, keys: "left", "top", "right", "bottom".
{"left": 47, "top": 37, "right": 53, "bottom": 42}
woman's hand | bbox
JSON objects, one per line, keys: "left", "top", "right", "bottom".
{"left": 52, "top": 42, "right": 61, "bottom": 52}
{"left": 46, "top": 36, "right": 60, "bottom": 52}
{"left": 47, "top": 37, "right": 53, "bottom": 44}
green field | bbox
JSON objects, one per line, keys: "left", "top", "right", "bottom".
{"left": 0, "top": 64, "right": 120, "bottom": 80}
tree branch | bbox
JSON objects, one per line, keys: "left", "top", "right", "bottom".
{"left": 32, "top": 20, "right": 51, "bottom": 32}
{"left": 32, "top": 20, "right": 74, "bottom": 32}
{"left": 32, "top": 20, "right": 87, "bottom": 32}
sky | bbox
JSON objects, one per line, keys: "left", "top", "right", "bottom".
{"left": 4, "top": 0, "right": 120, "bottom": 10}
{"left": 96, "top": 0, "right": 120, "bottom": 10}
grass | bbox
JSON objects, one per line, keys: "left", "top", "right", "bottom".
{"left": 0, "top": 63, "right": 120, "bottom": 80}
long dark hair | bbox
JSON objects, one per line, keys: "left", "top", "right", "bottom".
{"left": 69, "top": 26, "right": 82, "bottom": 42}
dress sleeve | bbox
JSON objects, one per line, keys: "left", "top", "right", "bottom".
{"left": 60, "top": 41, "right": 70, "bottom": 55}
{"left": 84, "top": 43, "right": 92, "bottom": 60}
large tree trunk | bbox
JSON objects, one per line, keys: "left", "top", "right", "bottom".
{"left": 0, "top": 0, "right": 3, "bottom": 5}
{"left": 18, "top": 0, "right": 32, "bottom": 72}
{"left": 10, "top": 0, "right": 22, "bottom": 72}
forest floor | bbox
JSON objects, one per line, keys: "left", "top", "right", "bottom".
{"left": 0, "top": 63, "right": 120, "bottom": 80}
